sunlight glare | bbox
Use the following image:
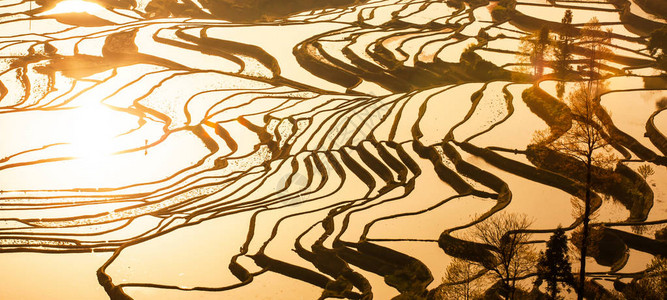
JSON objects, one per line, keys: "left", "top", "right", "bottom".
{"left": 68, "top": 102, "right": 119, "bottom": 159}
{"left": 41, "top": 0, "right": 106, "bottom": 15}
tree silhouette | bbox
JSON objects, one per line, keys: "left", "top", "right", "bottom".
{"left": 437, "top": 258, "right": 485, "bottom": 300}
{"left": 536, "top": 227, "right": 575, "bottom": 299}
{"left": 573, "top": 19, "right": 614, "bottom": 300}
{"left": 531, "top": 17, "right": 616, "bottom": 300}
{"left": 619, "top": 256, "right": 667, "bottom": 300}
{"left": 519, "top": 26, "right": 552, "bottom": 79}
{"left": 637, "top": 164, "right": 655, "bottom": 180}
{"left": 470, "top": 212, "right": 536, "bottom": 300}
{"left": 554, "top": 9, "right": 574, "bottom": 98}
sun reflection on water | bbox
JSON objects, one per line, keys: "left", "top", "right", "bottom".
{"left": 41, "top": 0, "right": 106, "bottom": 15}
{"left": 68, "top": 103, "right": 120, "bottom": 159}
{"left": 54, "top": 101, "right": 144, "bottom": 189}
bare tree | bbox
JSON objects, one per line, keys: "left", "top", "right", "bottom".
{"left": 637, "top": 164, "right": 655, "bottom": 180}
{"left": 534, "top": 78, "right": 616, "bottom": 299}
{"left": 533, "top": 17, "right": 616, "bottom": 300}
{"left": 437, "top": 258, "right": 485, "bottom": 300}
{"left": 573, "top": 19, "right": 614, "bottom": 300}
{"left": 470, "top": 212, "right": 536, "bottom": 300}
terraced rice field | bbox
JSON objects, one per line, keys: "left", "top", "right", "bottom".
{"left": 0, "top": 0, "right": 665, "bottom": 299}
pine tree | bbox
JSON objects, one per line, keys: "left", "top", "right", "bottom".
{"left": 536, "top": 227, "right": 574, "bottom": 299}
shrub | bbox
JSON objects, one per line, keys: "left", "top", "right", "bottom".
{"left": 446, "top": 0, "right": 464, "bottom": 9}
{"left": 657, "top": 97, "right": 667, "bottom": 110}
{"left": 491, "top": 5, "right": 510, "bottom": 22}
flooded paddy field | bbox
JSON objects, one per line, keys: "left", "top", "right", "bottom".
{"left": 0, "top": 0, "right": 666, "bottom": 299}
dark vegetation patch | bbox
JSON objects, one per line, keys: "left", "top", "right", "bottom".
{"left": 526, "top": 146, "right": 653, "bottom": 222}
{"left": 521, "top": 86, "right": 572, "bottom": 138}
{"left": 643, "top": 76, "right": 667, "bottom": 90}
